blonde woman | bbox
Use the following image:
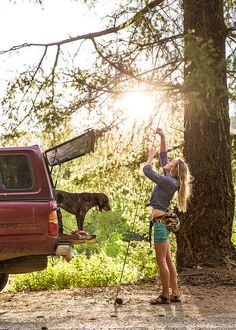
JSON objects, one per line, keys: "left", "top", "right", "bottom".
{"left": 143, "top": 128, "right": 192, "bottom": 304}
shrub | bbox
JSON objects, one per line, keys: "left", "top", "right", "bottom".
{"left": 12, "top": 240, "right": 157, "bottom": 292}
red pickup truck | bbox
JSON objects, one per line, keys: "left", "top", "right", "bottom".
{"left": 0, "top": 129, "right": 97, "bottom": 291}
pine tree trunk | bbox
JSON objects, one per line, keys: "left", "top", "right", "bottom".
{"left": 176, "top": 0, "right": 235, "bottom": 268}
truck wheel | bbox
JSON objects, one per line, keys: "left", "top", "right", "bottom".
{"left": 0, "top": 273, "right": 9, "bottom": 291}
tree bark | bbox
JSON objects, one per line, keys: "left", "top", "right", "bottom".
{"left": 176, "top": 0, "right": 235, "bottom": 268}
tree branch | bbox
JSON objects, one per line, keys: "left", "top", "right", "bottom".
{"left": 135, "top": 33, "right": 183, "bottom": 47}
{"left": 0, "top": 0, "right": 165, "bottom": 54}
{"left": 50, "top": 45, "right": 60, "bottom": 99}
{"left": 91, "top": 38, "right": 136, "bottom": 79}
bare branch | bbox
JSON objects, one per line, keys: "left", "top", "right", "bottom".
{"left": 0, "top": 0, "right": 165, "bottom": 54}
{"left": 51, "top": 45, "right": 60, "bottom": 79}
{"left": 63, "top": 73, "right": 112, "bottom": 93}
{"left": 34, "top": 46, "right": 48, "bottom": 77}
{"left": 135, "top": 33, "right": 183, "bottom": 47}
{"left": 51, "top": 45, "right": 60, "bottom": 99}
{"left": 91, "top": 38, "right": 136, "bottom": 79}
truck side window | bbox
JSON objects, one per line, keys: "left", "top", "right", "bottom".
{"left": 0, "top": 155, "right": 33, "bottom": 190}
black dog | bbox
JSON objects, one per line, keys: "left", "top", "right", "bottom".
{"left": 55, "top": 190, "right": 111, "bottom": 233}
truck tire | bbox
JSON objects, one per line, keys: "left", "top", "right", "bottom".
{"left": 0, "top": 273, "right": 9, "bottom": 291}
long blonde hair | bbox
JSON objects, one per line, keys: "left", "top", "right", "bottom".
{"left": 170, "top": 157, "right": 193, "bottom": 213}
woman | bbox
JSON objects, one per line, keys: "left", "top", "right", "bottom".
{"left": 143, "top": 128, "right": 192, "bottom": 304}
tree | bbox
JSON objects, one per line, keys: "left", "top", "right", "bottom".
{"left": 0, "top": 0, "right": 236, "bottom": 268}
{"left": 176, "top": 0, "right": 236, "bottom": 267}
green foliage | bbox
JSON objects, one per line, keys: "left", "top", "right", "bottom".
{"left": 231, "top": 135, "right": 236, "bottom": 185}
{"left": 85, "top": 210, "right": 129, "bottom": 241}
{"left": 3, "top": 0, "right": 236, "bottom": 290}
{"left": 127, "top": 241, "right": 157, "bottom": 279}
{"left": 231, "top": 135, "right": 236, "bottom": 248}
{"left": 74, "top": 210, "right": 130, "bottom": 257}
{"left": 232, "top": 218, "right": 236, "bottom": 248}
{"left": 0, "top": 0, "right": 235, "bottom": 142}
{"left": 183, "top": 36, "right": 227, "bottom": 115}
{"left": 9, "top": 106, "right": 236, "bottom": 291}
{"left": 12, "top": 241, "right": 157, "bottom": 292}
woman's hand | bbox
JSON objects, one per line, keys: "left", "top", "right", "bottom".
{"left": 145, "top": 147, "right": 157, "bottom": 165}
{"left": 148, "top": 147, "right": 157, "bottom": 159}
{"left": 156, "top": 127, "right": 166, "bottom": 153}
{"left": 156, "top": 128, "right": 165, "bottom": 139}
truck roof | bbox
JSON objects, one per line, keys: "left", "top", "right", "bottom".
{"left": 0, "top": 145, "right": 41, "bottom": 152}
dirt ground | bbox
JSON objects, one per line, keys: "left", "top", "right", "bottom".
{"left": 0, "top": 267, "right": 236, "bottom": 330}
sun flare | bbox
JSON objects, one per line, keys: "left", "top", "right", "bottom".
{"left": 115, "top": 90, "right": 156, "bottom": 125}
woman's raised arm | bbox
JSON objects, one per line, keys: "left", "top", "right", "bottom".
{"left": 156, "top": 128, "right": 166, "bottom": 153}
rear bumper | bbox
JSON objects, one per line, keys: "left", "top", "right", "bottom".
{"left": 56, "top": 234, "right": 96, "bottom": 261}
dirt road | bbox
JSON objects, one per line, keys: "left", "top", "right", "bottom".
{"left": 0, "top": 268, "right": 236, "bottom": 329}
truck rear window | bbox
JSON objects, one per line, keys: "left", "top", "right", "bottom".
{"left": 0, "top": 155, "right": 33, "bottom": 190}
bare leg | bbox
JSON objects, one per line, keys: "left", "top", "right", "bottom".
{"left": 154, "top": 242, "right": 170, "bottom": 298}
{"left": 166, "top": 245, "right": 180, "bottom": 296}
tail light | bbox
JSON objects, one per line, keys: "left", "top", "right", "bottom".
{"left": 48, "top": 210, "right": 58, "bottom": 236}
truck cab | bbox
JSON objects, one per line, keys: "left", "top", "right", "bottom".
{"left": 0, "top": 129, "right": 97, "bottom": 291}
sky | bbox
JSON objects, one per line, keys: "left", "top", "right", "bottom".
{"left": 0, "top": 0, "right": 160, "bottom": 133}
{"left": 0, "top": 0, "right": 235, "bottom": 127}
{"left": 0, "top": 0, "right": 103, "bottom": 48}
{"left": 0, "top": 0, "right": 113, "bottom": 136}
{"left": 0, "top": 0, "right": 107, "bottom": 84}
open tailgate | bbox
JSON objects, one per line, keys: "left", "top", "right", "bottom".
{"left": 44, "top": 129, "right": 96, "bottom": 167}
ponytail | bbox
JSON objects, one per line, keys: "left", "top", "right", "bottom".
{"left": 170, "top": 158, "right": 193, "bottom": 212}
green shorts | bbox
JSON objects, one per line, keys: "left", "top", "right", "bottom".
{"left": 154, "top": 223, "right": 170, "bottom": 243}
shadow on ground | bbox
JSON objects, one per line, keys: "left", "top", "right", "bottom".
{"left": 0, "top": 267, "right": 236, "bottom": 329}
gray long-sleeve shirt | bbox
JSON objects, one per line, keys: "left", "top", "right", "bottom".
{"left": 143, "top": 152, "right": 179, "bottom": 212}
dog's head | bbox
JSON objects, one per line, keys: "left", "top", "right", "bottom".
{"left": 97, "top": 193, "right": 111, "bottom": 212}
